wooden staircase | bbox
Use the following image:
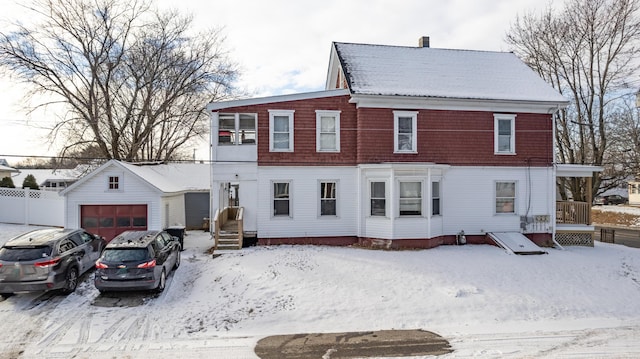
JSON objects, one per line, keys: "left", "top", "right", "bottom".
{"left": 213, "top": 207, "right": 244, "bottom": 250}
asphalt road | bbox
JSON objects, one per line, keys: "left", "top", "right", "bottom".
{"left": 594, "top": 226, "right": 640, "bottom": 248}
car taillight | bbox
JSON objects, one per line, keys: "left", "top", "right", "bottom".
{"left": 95, "top": 261, "right": 108, "bottom": 269}
{"left": 137, "top": 259, "right": 156, "bottom": 268}
{"left": 34, "top": 257, "right": 61, "bottom": 268}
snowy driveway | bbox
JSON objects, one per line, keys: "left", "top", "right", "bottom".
{"left": 1, "top": 224, "right": 640, "bottom": 358}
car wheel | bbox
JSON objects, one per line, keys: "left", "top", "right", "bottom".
{"left": 156, "top": 269, "right": 166, "bottom": 293}
{"left": 173, "top": 251, "right": 181, "bottom": 270}
{"left": 62, "top": 267, "right": 79, "bottom": 294}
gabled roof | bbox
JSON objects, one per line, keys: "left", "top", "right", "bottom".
{"left": 327, "top": 42, "right": 568, "bottom": 104}
{"left": 61, "top": 160, "right": 209, "bottom": 196}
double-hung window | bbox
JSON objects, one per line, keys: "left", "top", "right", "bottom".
{"left": 269, "top": 110, "right": 294, "bottom": 152}
{"left": 316, "top": 110, "right": 340, "bottom": 152}
{"left": 495, "top": 181, "right": 516, "bottom": 214}
{"left": 432, "top": 181, "right": 441, "bottom": 216}
{"left": 370, "top": 182, "right": 386, "bottom": 216}
{"left": 273, "top": 181, "right": 291, "bottom": 217}
{"left": 399, "top": 181, "right": 422, "bottom": 216}
{"left": 494, "top": 114, "right": 516, "bottom": 154}
{"left": 320, "top": 181, "right": 337, "bottom": 216}
{"left": 394, "top": 111, "right": 418, "bottom": 153}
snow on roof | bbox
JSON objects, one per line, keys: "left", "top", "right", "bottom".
{"left": 333, "top": 42, "right": 568, "bottom": 103}
{"left": 118, "top": 161, "right": 209, "bottom": 193}
{"left": 11, "top": 167, "right": 83, "bottom": 186}
{"left": 0, "top": 164, "right": 19, "bottom": 173}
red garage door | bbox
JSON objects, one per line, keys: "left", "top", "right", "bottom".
{"left": 81, "top": 205, "right": 148, "bottom": 242}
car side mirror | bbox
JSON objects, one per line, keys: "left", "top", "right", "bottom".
{"left": 171, "top": 236, "right": 179, "bottom": 242}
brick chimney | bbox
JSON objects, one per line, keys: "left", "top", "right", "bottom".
{"left": 419, "top": 36, "right": 430, "bottom": 48}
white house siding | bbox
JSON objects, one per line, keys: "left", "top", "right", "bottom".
{"left": 442, "top": 166, "right": 554, "bottom": 236}
{"left": 211, "top": 162, "right": 258, "bottom": 231}
{"left": 256, "top": 166, "right": 358, "bottom": 238}
{"left": 64, "top": 166, "right": 162, "bottom": 230}
{"left": 162, "top": 194, "right": 185, "bottom": 228}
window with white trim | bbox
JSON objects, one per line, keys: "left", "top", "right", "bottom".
{"left": 399, "top": 181, "right": 422, "bottom": 216}
{"left": 320, "top": 181, "right": 337, "bottom": 216}
{"left": 218, "top": 113, "right": 257, "bottom": 145}
{"left": 108, "top": 176, "right": 119, "bottom": 190}
{"left": 269, "top": 110, "right": 294, "bottom": 152}
{"left": 273, "top": 181, "right": 291, "bottom": 217}
{"left": 316, "top": 110, "right": 340, "bottom": 152}
{"left": 370, "top": 181, "right": 386, "bottom": 216}
{"left": 394, "top": 111, "right": 418, "bottom": 153}
{"left": 494, "top": 114, "right": 516, "bottom": 154}
{"left": 432, "top": 181, "right": 441, "bottom": 216}
{"left": 495, "top": 181, "right": 516, "bottom": 214}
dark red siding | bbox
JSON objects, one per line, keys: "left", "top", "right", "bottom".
{"left": 214, "top": 95, "right": 553, "bottom": 167}
{"left": 356, "top": 108, "right": 553, "bottom": 166}
{"left": 215, "top": 94, "right": 357, "bottom": 166}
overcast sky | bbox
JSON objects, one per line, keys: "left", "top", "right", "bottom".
{"left": 0, "top": 0, "right": 556, "bottom": 163}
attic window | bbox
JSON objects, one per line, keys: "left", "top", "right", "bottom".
{"left": 108, "top": 176, "right": 119, "bottom": 190}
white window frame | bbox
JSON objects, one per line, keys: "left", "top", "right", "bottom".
{"left": 495, "top": 181, "right": 517, "bottom": 214}
{"left": 218, "top": 113, "right": 257, "bottom": 146}
{"left": 394, "top": 110, "right": 418, "bottom": 153}
{"left": 316, "top": 110, "right": 341, "bottom": 152}
{"left": 494, "top": 114, "right": 516, "bottom": 154}
{"left": 398, "top": 180, "right": 423, "bottom": 216}
{"left": 369, "top": 180, "right": 387, "bottom": 217}
{"left": 319, "top": 180, "right": 338, "bottom": 217}
{"left": 272, "top": 180, "right": 292, "bottom": 218}
{"left": 269, "top": 110, "right": 295, "bottom": 152}
{"left": 431, "top": 180, "right": 441, "bottom": 216}
{"left": 107, "top": 175, "right": 121, "bottom": 191}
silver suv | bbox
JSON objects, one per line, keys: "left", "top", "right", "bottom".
{"left": 0, "top": 228, "right": 106, "bottom": 297}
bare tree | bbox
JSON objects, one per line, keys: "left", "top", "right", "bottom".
{"left": 506, "top": 0, "right": 640, "bottom": 200}
{"left": 608, "top": 99, "right": 640, "bottom": 177}
{"left": 0, "top": 0, "right": 238, "bottom": 162}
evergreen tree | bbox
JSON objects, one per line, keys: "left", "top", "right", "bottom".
{"left": 0, "top": 177, "right": 15, "bottom": 188}
{"left": 22, "top": 174, "right": 40, "bottom": 190}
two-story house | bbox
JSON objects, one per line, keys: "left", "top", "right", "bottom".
{"left": 207, "top": 38, "right": 600, "bottom": 251}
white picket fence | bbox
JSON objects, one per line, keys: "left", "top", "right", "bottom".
{"left": 0, "top": 187, "right": 64, "bottom": 227}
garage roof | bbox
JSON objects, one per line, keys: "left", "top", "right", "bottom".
{"left": 61, "top": 160, "right": 210, "bottom": 196}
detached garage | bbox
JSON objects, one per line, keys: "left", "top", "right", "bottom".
{"left": 61, "top": 160, "right": 209, "bottom": 241}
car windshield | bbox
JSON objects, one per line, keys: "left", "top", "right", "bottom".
{"left": 101, "top": 248, "right": 149, "bottom": 262}
{"left": 0, "top": 246, "right": 52, "bottom": 261}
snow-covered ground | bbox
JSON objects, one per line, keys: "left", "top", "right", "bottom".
{"left": 0, "top": 208, "right": 639, "bottom": 358}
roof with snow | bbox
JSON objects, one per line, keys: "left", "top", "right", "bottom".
{"left": 117, "top": 161, "right": 210, "bottom": 193}
{"left": 61, "top": 160, "right": 210, "bottom": 196}
{"left": 330, "top": 42, "right": 568, "bottom": 103}
{"left": 0, "top": 164, "right": 19, "bottom": 173}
